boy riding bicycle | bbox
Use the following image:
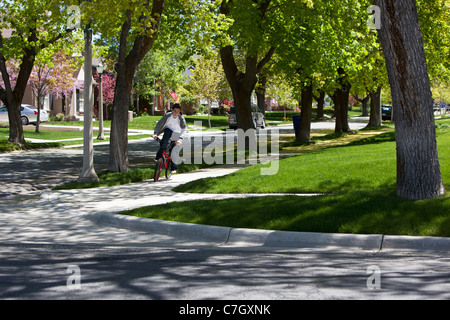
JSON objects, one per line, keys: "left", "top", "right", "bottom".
{"left": 152, "top": 103, "right": 188, "bottom": 172}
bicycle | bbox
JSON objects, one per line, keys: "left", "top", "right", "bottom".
{"left": 153, "top": 137, "right": 176, "bottom": 182}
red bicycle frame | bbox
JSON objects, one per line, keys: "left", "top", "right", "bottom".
{"left": 154, "top": 137, "right": 174, "bottom": 181}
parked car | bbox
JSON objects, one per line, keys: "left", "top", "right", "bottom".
{"left": 228, "top": 104, "right": 265, "bottom": 129}
{"left": 0, "top": 104, "right": 49, "bottom": 125}
{"left": 381, "top": 105, "right": 392, "bottom": 121}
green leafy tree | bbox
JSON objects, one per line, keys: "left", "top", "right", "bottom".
{"left": 0, "top": 0, "right": 76, "bottom": 147}
{"left": 86, "top": 0, "right": 228, "bottom": 172}
{"left": 273, "top": 0, "right": 378, "bottom": 140}
{"left": 219, "top": 0, "right": 283, "bottom": 131}
{"left": 134, "top": 39, "right": 192, "bottom": 115}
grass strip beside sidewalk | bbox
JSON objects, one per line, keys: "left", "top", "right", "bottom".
{"left": 121, "top": 191, "right": 450, "bottom": 237}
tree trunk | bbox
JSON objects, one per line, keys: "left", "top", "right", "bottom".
{"left": 355, "top": 93, "right": 370, "bottom": 116}
{"left": 334, "top": 68, "right": 351, "bottom": 133}
{"left": 36, "top": 94, "right": 43, "bottom": 133}
{"left": 374, "top": 0, "right": 445, "bottom": 200}
{"left": 233, "top": 81, "right": 256, "bottom": 130}
{"left": 6, "top": 98, "right": 27, "bottom": 148}
{"left": 361, "top": 96, "right": 369, "bottom": 116}
{"left": 109, "top": 78, "right": 131, "bottom": 172}
{"left": 109, "top": 1, "right": 164, "bottom": 172}
{"left": 207, "top": 98, "right": 211, "bottom": 128}
{"left": 297, "top": 82, "right": 313, "bottom": 142}
{"left": 367, "top": 86, "right": 382, "bottom": 127}
{"left": 220, "top": 45, "right": 258, "bottom": 131}
{"left": 313, "top": 90, "right": 325, "bottom": 119}
{"left": 256, "top": 74, "right": 267, "bottom": 116}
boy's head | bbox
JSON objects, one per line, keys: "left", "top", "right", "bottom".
{"left": 172, "top": 103, "right": 181, "bottom": 118}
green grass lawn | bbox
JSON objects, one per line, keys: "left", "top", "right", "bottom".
{"left": 121, "top": 118, "right": 450, "bottom": 238}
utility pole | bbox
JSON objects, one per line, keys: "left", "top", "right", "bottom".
{"left": 78, "top": 24, "right": 99, "bottom": 183}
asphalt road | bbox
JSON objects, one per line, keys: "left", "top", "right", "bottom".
{"left": 1, "top": 243, "right": 450, "bottom": 300}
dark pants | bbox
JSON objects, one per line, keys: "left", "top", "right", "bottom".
{"left": 156, "top": 128, "right": 178, "bottom": 170}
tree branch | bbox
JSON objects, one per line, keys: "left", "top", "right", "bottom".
{"left": 40, "top": 28, "right": 75, "bottom": 50}
{"left": 220, "top": 45, "right": 239, "bottom": 91}
{"left": 0, "top": 35, "right": 12, "bottom": 96}
{"left": 257, "top": 46, "right": 276, "bottom": 73}
{"left": 126, "top": 0, "right": 165, "bottom": 73}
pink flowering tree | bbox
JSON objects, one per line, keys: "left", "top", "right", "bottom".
{"left": 78, "top": 70, "right": 116, "bottom": 120}
{"left": 92, "top": 71, "right": 116, "bottom": 120}
{"left": 28, "top": 50, "right": 79, "bottom": 132}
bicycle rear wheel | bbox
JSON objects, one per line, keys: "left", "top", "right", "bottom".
{"left": 154, "top": 158, "right": 163, "bottom": 182}
{"left": 165, "top": 166, "right": 172, "bottom": 179}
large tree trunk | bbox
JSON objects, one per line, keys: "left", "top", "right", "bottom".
{"left": 374, "top": 0, "right": 445, "bottom": 200}
{"left": 6, "top": 98, "right": 27, "bottom": 147}
{"left": 297, "top": 82, "right": 313, "bottom": 142}
{"left": 109, "top": 1, "right": 164, "bottom": 172}
{"left": 0, "top": 40, "right": 35, "bottom": 148}
{"left": 367, "top": 85, "right": 382, "bottom": 127}
{"left": 109, "top": 75, "right": 131, "bottom": 172}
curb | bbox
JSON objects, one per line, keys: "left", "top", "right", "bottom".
{"left": 80, "top": 211, "right": 450, "bottom": 252}
{"left": 227, "top": 228, "right": 383, "bottom": 250}
{"left": 82, "top": 211, "right": 232, "bottom": 244}
{"left": 382, "top": 235, "right": 450, "bottom": 251}
{"left": 84, "top": 211, "right": 383, "bottom": 249}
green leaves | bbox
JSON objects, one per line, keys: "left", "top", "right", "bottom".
{"left": 0, "top": 0, "right": 74, "bottom": 60}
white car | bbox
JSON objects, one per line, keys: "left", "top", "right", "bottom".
{"left": 0, "top": 104, "right": 49, "bottom": 125}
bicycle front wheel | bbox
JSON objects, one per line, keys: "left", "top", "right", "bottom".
{"left": 154, "top": 158, "right": 163, "bottom": 182}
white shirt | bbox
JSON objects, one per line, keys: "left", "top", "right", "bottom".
{"left": 166, "top": 114, "right": 181, "bottom": 133}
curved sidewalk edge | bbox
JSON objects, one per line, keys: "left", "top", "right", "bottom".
{"left": 81, "top": 211, "right": 450, "bottom": 252}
